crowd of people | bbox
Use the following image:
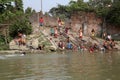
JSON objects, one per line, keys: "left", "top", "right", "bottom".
{"left": 51, "top": 17, "right": 118, "bottom": 53}
{"left": 13, "top": 16, "right": 118, "bottom": 52}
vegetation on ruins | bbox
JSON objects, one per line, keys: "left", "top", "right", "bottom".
{"left": 49, "top": 0, "right": 120, "bottom": 27}
{"left": 0, "top": 0, "right": 33, "bottom": 49}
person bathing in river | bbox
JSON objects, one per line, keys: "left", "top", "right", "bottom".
{"left": 90, "top": 28, "right": 99, "bottom": 42}
{"left": 103, "top": 40, "right": 111, "bottom": 50}
{"left": 17, "top": 32, "right": 23, "bottom": 45}
{"left": 78, "top": 27, "right": 83, "bottom": 40}
{"left": 21, "top": 33, "right": 26, "bottom": 45}
{"left": 65, "top": 26, "right": 69, "bottom": 34}
{"left": 88, "top": 43, "right": 99, "bottom": 53}
{"left": 78, "top": 43, "right": 86, "bottom": 51}
{"left": 57, "top": 17, "right": 62, "bottom": 32}
{"left": 93, "top": 43, "right": 99, "bottom": 51}
{"left": 110, "top": 39, "right": 118, "bottom": 49}
{"left": 67, "top": 41, "right": 73, "bottom": 50}
{"left": 91, "top": 28, "right": 95, "bottom": 37}
{"left": 66, "top": 37, "right": 70, "bottom": 43}
{"left": 106, "top": 34, "right": 112, "bottom": 41}
{"left": 73, "top": 44, "right": 78, "bottom": 51}
{"left": 102, "top": 31, "right": 107, "bottom": 40}
{"left": 57, "top": 17, "right": 62, "bottom": 27}
{"left": 54, "top": 26, "right": 58, "bottom": 38}
{"left": 89, "top": 46, "right": 94, "bottom": 53}
{"left": 14, "top": 32, "right": 26, "bottom": 46}
{"left": 58, "top": 40, "right": 65, "bottom": 49}
{"left": 65, "top": 37, "right": 73, "bottom": 50}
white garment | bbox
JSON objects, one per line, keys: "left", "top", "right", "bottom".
{"left": 22, "top": 34, "right": 26, "bottom": 39}
{"left": 107, "top": 35, "right": 111, "bottom": 39}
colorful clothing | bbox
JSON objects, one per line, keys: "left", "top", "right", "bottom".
{"left": 39, "top": 17, "right": 44, "bottom": 26}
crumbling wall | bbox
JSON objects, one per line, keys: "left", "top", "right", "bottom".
{"left": 70, "top": 11, "right": 120, "bottom": 36}
{"left": 106, "top": 25, "right": 120, "bottom": 34}
{"left": 70, "top": 11, "right": 102, "bottom": 36}
{"left": 29, "top": 11, "right": 120, "bottom": 36}
{"left": 29, "top": 12, "right": 58, "bottom": 28}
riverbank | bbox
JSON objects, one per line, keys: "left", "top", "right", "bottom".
{"left": 0, "top": 47, "right": 120, "bottom": 54}
{"left": 3, "top": 25, "right": 120, "bottom": 54}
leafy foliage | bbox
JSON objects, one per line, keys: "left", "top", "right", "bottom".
{"left": 25, "top": 7, "right": 36, "bottom": 17}
{"left": 0, "top": 0, "right": 33, "bottom": 50}
{"left": 25, "top": 7, "right": 35, "bottom": 14}
{"left": 106, "top": 1, "right": 120, "bottom": 26}
{"left": 69, "top": 0, "right": 89, "bottom": 12}
{"left": 49, "top": 0, "right": 90, "bottom": 19}
{"left": 9, "top": 19, "right": 32, "bottom": 38}
{"left": 0, "top": 0, "right": 33, "bottom": 38}
{"left": 49, "top": 0, "right": 120, "bottom": 27}
{"left": 15, "top": 0, "right": 23, "bottom": 11}
{"left": 49, "top": 4, "right": 70, "bottom": 19}
{"left": 0, "top": 34, "right": 9, "bottom": 50}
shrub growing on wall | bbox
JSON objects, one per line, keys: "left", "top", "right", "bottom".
{"left": 9, "top": 19, "right": 32, "bottom": 38}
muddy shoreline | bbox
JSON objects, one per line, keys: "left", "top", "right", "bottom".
{"left": 0, "top": 49, "right": 120, "bottom": 54}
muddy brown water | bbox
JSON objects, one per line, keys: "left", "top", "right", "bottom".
{"left": 0, "top": 51, "right": 120, "bottom": 80}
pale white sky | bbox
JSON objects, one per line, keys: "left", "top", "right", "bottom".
{"left": 23, "top": 0, "right": 89, "bottom": 13}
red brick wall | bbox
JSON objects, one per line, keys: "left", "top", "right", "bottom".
{"left": 70, "top": 12, "right": 102, "bottom": 36}
{"left": 70, "top": 11, "right": 120, "bottom": 36}
{"left": 106, "top": 25, "right": 120, "bottom": 34}
{"left": 29, "top": 13, "right": 58, "bottom": 27}
{"left": 29, "top": 12, "right": 120, "bottom": 35}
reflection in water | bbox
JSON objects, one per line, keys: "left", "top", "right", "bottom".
{"left": 0, "top": 51, "right": 120, "bottom": 80}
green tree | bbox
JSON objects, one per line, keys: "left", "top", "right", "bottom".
{"left": 25, "top": 7, "right": 36, "bottom": 16}
{"left": 49, "top": 0, "right": 90, "bottom": 19}
{"left": 106, "top": 1, "right": 120, "bottom": 26}
{"left": 0, "top": 0, "right": 33, "bottom": 49}
{"left": 69, "top": 0, "right": 89, "bottom": 12}
{"left": 9, "top": 19, "right": 32, "bottom": 38}
{"left": 15, "top": 0, "right": 23, "bottom": 11}
{"left": 49, "top": 4, "right": 70, "bottom": 19}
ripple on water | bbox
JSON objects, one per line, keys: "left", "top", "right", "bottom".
{"left": 13, "top": 75, "right": 72, "bottom": 80}
{"left": 1, "top": 52, "right": 120, "bottom": 80}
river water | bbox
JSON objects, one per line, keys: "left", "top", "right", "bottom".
{"left": 0, "top": 51, "right": 120, "bottom": 80}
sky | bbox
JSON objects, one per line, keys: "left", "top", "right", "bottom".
{"left": 23, "top": 0, "right": 89, "bottom": 13}
{"left": 23, "top": 0, "right": 70, "bottom": 13}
